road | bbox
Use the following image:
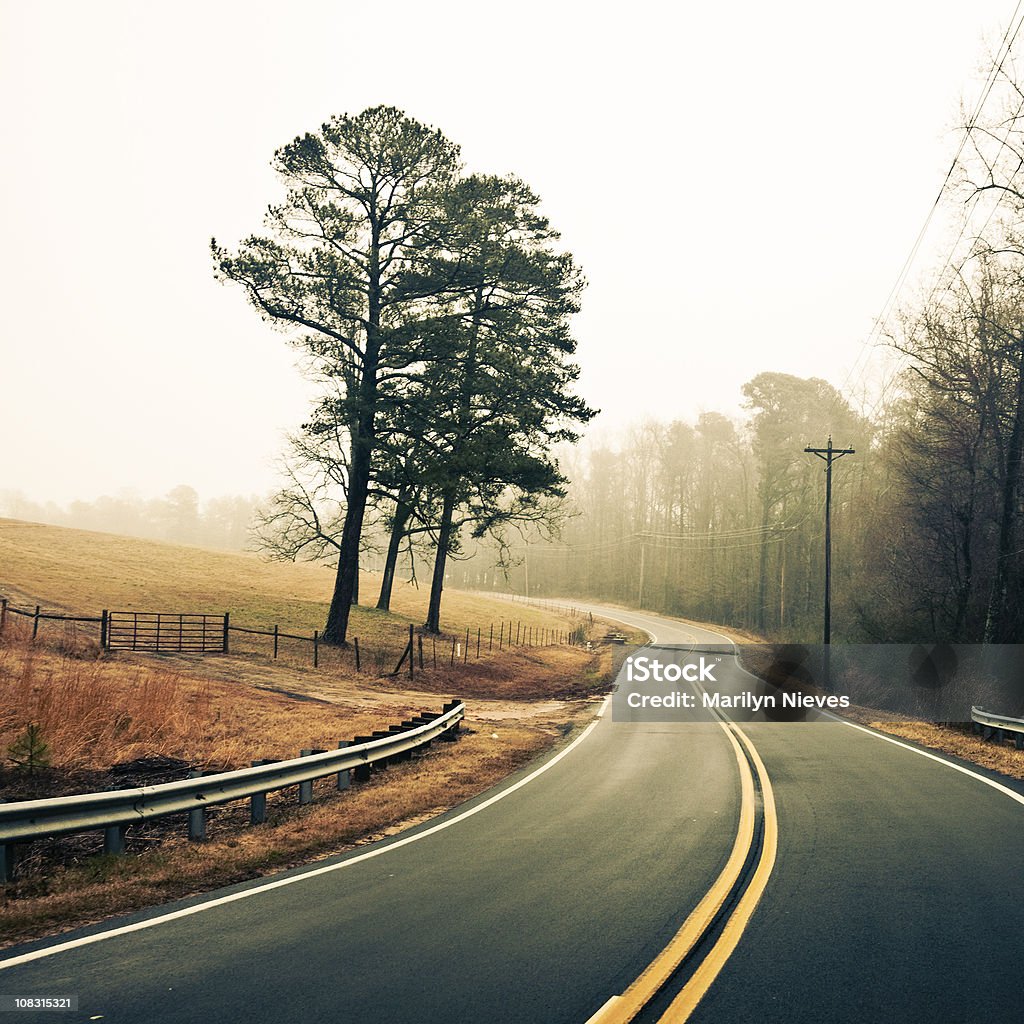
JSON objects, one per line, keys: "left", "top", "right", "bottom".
{"left": 2, "top": 606, "right": 1023, "bottom": 1022}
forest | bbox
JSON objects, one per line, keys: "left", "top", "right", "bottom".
{"left": 449, "top": 65, "right": 1024, "bottom": 645}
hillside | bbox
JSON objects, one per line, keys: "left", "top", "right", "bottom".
{"left": 0, "top": 518, "right": 619, "bottom": 946}
{"left": 0, "top": 517, "right": 573, "bottom": 643}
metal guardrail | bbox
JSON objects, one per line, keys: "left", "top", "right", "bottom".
{"left": 971, "top": 705, "right": 1024, "bottom": 749}
{"left": 0, "top": 701, "right": 464, "bottom": 879}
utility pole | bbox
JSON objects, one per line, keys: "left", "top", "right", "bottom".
{"left": 805, "top": 436, "right": 855, "bottom": 684}
{"left": 638, "top": 539, "right": 646, "bottom": 608}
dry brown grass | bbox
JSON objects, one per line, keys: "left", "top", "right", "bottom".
{"left": 0, "top": 617, "right": 604, "bottom": 946}
{"left": 0, "top": 518, "right": 632, "bottom": 944}
{"left": 840, "top": 705, "right": 1024, "bottom": 780}
{"left": 0, "top": 580, "right": 614, "bottom": 944}
{"left": 0, "top": 619, "right": 425, "bottom": 778}
{"left": 0, "top": 725, "right": 561, "bottom": 947}
{"left": 0, "top": 518, "right": 577, "bottom": 650}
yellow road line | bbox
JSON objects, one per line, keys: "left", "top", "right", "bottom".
{"left": 588, "top": 718, "right": 777, "bottom": 1024}
{"left": 590, "top": 721, "right": 756, "bottom": 1024}
{"left": 656, "top": 723, "right": 778, "bottom": 1022}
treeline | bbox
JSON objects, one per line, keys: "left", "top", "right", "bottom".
{"left": 455, "top": 67, "right": 1024, "bottom": 644}
{"left": 461, "top": 297, "right": 1023, "bottom": 645}
{"left": 216, "top": 106, "right": 593, "bottom": 644}
{"left": 0, "top": 486, "right": 259, "bottom": 552}
{"left": 460, "top": 375, "right": 874, "bottom": 642}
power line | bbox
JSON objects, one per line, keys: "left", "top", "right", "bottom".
{"left": 830, "top": 2, "right": 1024, "bottom": 425}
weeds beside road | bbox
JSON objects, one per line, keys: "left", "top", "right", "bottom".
{"left": 0, "top": 613, "right": 619, "bottom": 947}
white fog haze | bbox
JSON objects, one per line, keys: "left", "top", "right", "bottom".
{"left": 0, "top": 0, "right": 1016, "bottom": 504}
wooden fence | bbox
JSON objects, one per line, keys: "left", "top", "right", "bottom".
{"left": 0, "top": 596, "right": 580, "bottom": 675}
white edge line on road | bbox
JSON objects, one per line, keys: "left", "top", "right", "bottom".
{"left": 0, "top": 694, "right": 613, "bottom": 971}
{"left": 821, "top": 712, "right": 1024, "bottom": 808}
{"left": 624, "top": 609, "right": 1024, "bottom": 812}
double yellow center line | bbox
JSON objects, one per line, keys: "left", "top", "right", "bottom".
{"left": 589, "top": 716, "right": 778, "bottom": 1023}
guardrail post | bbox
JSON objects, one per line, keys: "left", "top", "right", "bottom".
{"left": 188, "top": 771, "right": 206, "bottom": 841}
{"left": 371, "top": 731, "right": 393, "bottom": 767}
{"left": 299, "top": 750, "right": 314, "bottom": 804}
{"left": 0, "top": 843, "right": 13, "bottom": 883}
{"left": 250, "top": 760, "right": 269, "bottom": 824}
{"left": 104, "top": 825, "right": 126, "bottom": 855}
{"left": 336, "top": 742, "right": 351, "bottom": 790}
{"left": 352, "top": 738, "right": 372, "bottom": 781}
{"left": 388, "top": 725, "right": 412, "bottom": 761}
{"left": 440, "top": 699, "right": 461, "bottom": 741}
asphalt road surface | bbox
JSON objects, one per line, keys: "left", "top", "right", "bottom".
{"left": 2, "top": 605, "right": 1023, "bottom": 1023}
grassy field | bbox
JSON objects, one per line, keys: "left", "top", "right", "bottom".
{"left": 0, "top": 518, "right": 578, "bottom": 645}
{"left": 0, "top": 518, "right": 621, "bottom": 946}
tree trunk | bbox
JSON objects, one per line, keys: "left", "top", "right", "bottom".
{"left": 423, "top": 281, "right": 484, "bottom": 635}
{"left": 323, "top": 426, "right": 372, "bottom": 644}
{"left": 323, "top": 232, "right": 381, "bottom": 645}
{"left": 425, "top": 492, "right": 457, "bottom": 633}
{"left": 984, "top": 338, "right": 1024, "bottom": 643}
{"left": 377, "top": 499, "right": 412, "bottom": 611}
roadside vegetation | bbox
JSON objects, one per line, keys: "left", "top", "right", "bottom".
{"left": 0, "top": 520, "right": 623, "bottom": 947}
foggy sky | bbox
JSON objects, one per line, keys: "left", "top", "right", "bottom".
{"left": 0, "top": 0, "right": 1015, "bottom": 505}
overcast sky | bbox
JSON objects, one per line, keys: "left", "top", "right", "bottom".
{"left": 1, "top": 0, "right": 1017, "bottom": 505}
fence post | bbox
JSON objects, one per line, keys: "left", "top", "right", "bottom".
{"left": 32, "top": 605, "right": 40, "bottom": 640}
{"left": 299, "top": 750, "right": 314, "bottom": 804}
{"left": 499, "top": 621, "right": 504, "bottom": 650}
{"left": 354, "top": 637, "right": 361, "bottom": 672}
{"left": 313, "top": 630, "right": 319, "bottom": 668}
{"left": 223, "top": 612, "right": 230, "bottom": 653}
{"left": 464, "top": 628, "right": 469, "bottom": 664}
{"left": 476, "top": 628, "right": 480, "bottom": 658}
{"left": 273, "top": 624, "right": 279, "bottom": 660}
{"left": 0, "top": 598, "right": 7, "bottom": 634}
{"left": 187, "top": 771, "right": 206, "bottom": 841}
{"left": 450, "top": 637, "right": 457, "bottom": 666}
{"left": 418, "top": 635, "right": 424, "bottom": 670}
{"left": 489, "top": 622, "right": 493, "bottom": 651}
{"left": 409, "top": 624, "right": 415, "bottom": 681}
{"left": 337, "top": 742, "right": 351, "bottom": 791}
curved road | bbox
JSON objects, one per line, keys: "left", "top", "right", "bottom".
{"left": 2, "top": 607, "right": 1023, "bottom": 1022}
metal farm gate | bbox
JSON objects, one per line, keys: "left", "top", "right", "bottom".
{"left": 103, "top": 611, "right": 228, "bottom": 653}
